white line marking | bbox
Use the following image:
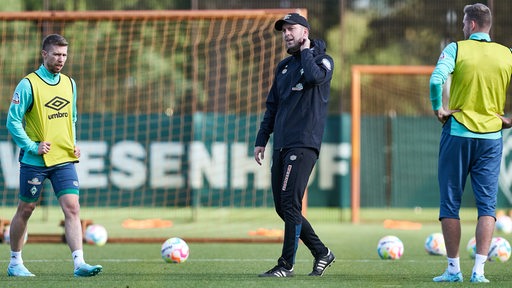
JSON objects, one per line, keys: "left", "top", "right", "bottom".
{"left": 0, "top": 258, "right": 445, "bottom": 263}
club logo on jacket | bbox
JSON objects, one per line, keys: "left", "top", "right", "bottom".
{"left": 11, "top": 92, "right": 20, "bottom": 104}
{"left": 292, "top": 83, "right": 303, "bottom": 91}
{"left": 322, "top": 58, "right": 332, "bottom": 71}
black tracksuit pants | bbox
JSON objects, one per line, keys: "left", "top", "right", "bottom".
{"left": 271, "top": 147, "right": 328, "bottom": 267}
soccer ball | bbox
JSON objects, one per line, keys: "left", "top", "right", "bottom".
{"left": 2, "top": 225, "right": 28, "bottom": 245}
{"left": 84, "top": 224, "right": 108, "bottom": 246}
{"left": 424, "top": 232, "right": 446, "bottom": 256}
{"left": 496, "top": 215, "right": 512, "bottom": 234}
{"left": 161, "top": 237, "right": 189, "bottom": 263}
{"left": 377, "top": 235, "right": 404, "bottom": 260}
{"left": 488, "top": 237, "right": 511, "bottom": 262}
{"left": 467, "top": 236, "right": 477, "bottom": 259}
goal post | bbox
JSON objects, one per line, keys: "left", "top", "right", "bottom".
{"left": 0, "top": 9, "right": 309, "bottom": 221}
{"left": 350, "top": 65, "right": 435, "bottom": 223}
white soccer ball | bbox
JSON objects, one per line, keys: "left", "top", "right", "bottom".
{"left": 377, "top": 235, "right": 404, "bottom": 260}
{"left": 496, "top": 215, "right": 512, "bottom": 234}
{"left": 488, "top": 237, "right": 511, "bottom": 262}
{"left": 424, "top": 232, "right": 446, "bottom": 256}
{"left": 84, "top": 224, "right": 108, "bottom": 246}
{"left": 3, "top": 225, "right": 28, "bottom": 245}
{"left": 161, "top": 237, "right": 189, "bottom": 263}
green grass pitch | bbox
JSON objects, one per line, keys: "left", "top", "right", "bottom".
{"left": 0, "top": 208, "right": 511, "bottom": 287}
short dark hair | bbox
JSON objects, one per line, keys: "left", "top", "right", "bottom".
{"left": 464, "top": 3, "right": 492, "bottom": 29}
{"left": 42, "top": 34, "right": 68, "bottom": 51}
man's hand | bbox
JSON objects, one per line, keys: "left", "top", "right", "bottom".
{"left": 300, "top": 37, "right": 311, "bottom": 51}
{"left": 38, "top": 141, "right": 51, "bottom": 155}
{"left": 497, "top": 114, "right": 512, "bottom": 129}
{"left": 434, "top": 108, "right": 460, "bottom": 124}
{"left": 254, "top": 146, "right": 265, "bottom": 166}
{"left": 74, "top": 146, "right": 81, "bottom": 158}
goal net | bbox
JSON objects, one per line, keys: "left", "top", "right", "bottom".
{"left": 350, "top": 65, "right": 439, "bottom": 223}
{"left": 0, "top": 10, "right": 304, "bottom": 224}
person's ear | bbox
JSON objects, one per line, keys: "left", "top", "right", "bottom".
{"left": 470, "top": 20, "right": 477, "bottom": 32}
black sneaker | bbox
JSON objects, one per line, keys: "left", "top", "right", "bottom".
{"left": 259, "top": 258, "right": 294, "bottom": 277}
{"left": 258, "top": 265, "right": 294, "bottom": 277}
{"left": 308, "top": 249, "right": 335, "bottom": 276}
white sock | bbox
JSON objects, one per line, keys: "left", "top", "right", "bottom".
{"left": 72, "top": 250, "right": 85, "bottom": 269}
{"left": 10, "top": 251, "right": 23, "bottom": 266}
{"left": 473, "top": 254, "right": 487, "bottom": 275}
{"left": 447, "top": 257, "right": 460, "bottom": 274}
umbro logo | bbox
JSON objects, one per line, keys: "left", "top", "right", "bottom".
{"left": 45, "top": 96, "right": 70, "bottom": 111}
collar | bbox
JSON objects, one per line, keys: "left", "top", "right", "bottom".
{"left": 37, "top": 64, "right": 60, "bottom": 80}
{"left": 469, "top": 32, "right": 491, "bottom": 42}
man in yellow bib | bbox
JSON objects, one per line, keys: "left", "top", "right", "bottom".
{"left": 429, "top": 3, "right": 512, "bottom": 283}
{"left": 5, "top": 34, "right": 102, "bottom": 277}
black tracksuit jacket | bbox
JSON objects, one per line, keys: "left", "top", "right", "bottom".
{"left": 255, "top": 39, "right": 334, "bottom": 154}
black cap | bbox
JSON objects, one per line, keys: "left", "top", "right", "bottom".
{"left": 274, "top": 13, "right": 310, "bottom": 31}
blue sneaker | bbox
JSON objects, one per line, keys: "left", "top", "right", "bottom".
{"left": 7, "top": 264, "right": 35, "bottom": 277}
{"left": 470, "top": 272, "right": 490, "bottom": 283}
{"left": 433, "top": 270, "right": 463, "bottom": 282}
{"left": 74, "top": 263, "right": 102, "bottom": 277}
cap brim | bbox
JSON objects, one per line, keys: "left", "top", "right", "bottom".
{"left": 274, "top": 19, "right": 287, "bottom": 31}
{"left": 274, "top": 19, "right": 309, "bottom": 31}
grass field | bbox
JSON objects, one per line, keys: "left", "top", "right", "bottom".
{"left": 0, "top": 207, "right": 511, "bottom": 287}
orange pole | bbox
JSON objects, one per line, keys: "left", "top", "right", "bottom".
{"left": 352, "top": 65, "right": 434, "bottom": 75}
{"left": 351, "top": 67, "right": 361, "bottom": 224}
{"left": 0, "top": 9, "right": 308, "bottom": 21}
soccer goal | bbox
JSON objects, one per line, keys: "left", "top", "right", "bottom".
{"left": 350, "top": 65, "right": 436, "bottom": 223}
{"left": 0, "top": 9, "right": 306, "bottom": 226}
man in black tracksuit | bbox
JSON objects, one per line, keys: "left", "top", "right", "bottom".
{"left": 254, "top": 13, "right": 335, "bottom": 277}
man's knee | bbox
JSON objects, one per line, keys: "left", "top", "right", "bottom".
{"left": 16, "top": 202, "right": 36, "bottom": 219}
